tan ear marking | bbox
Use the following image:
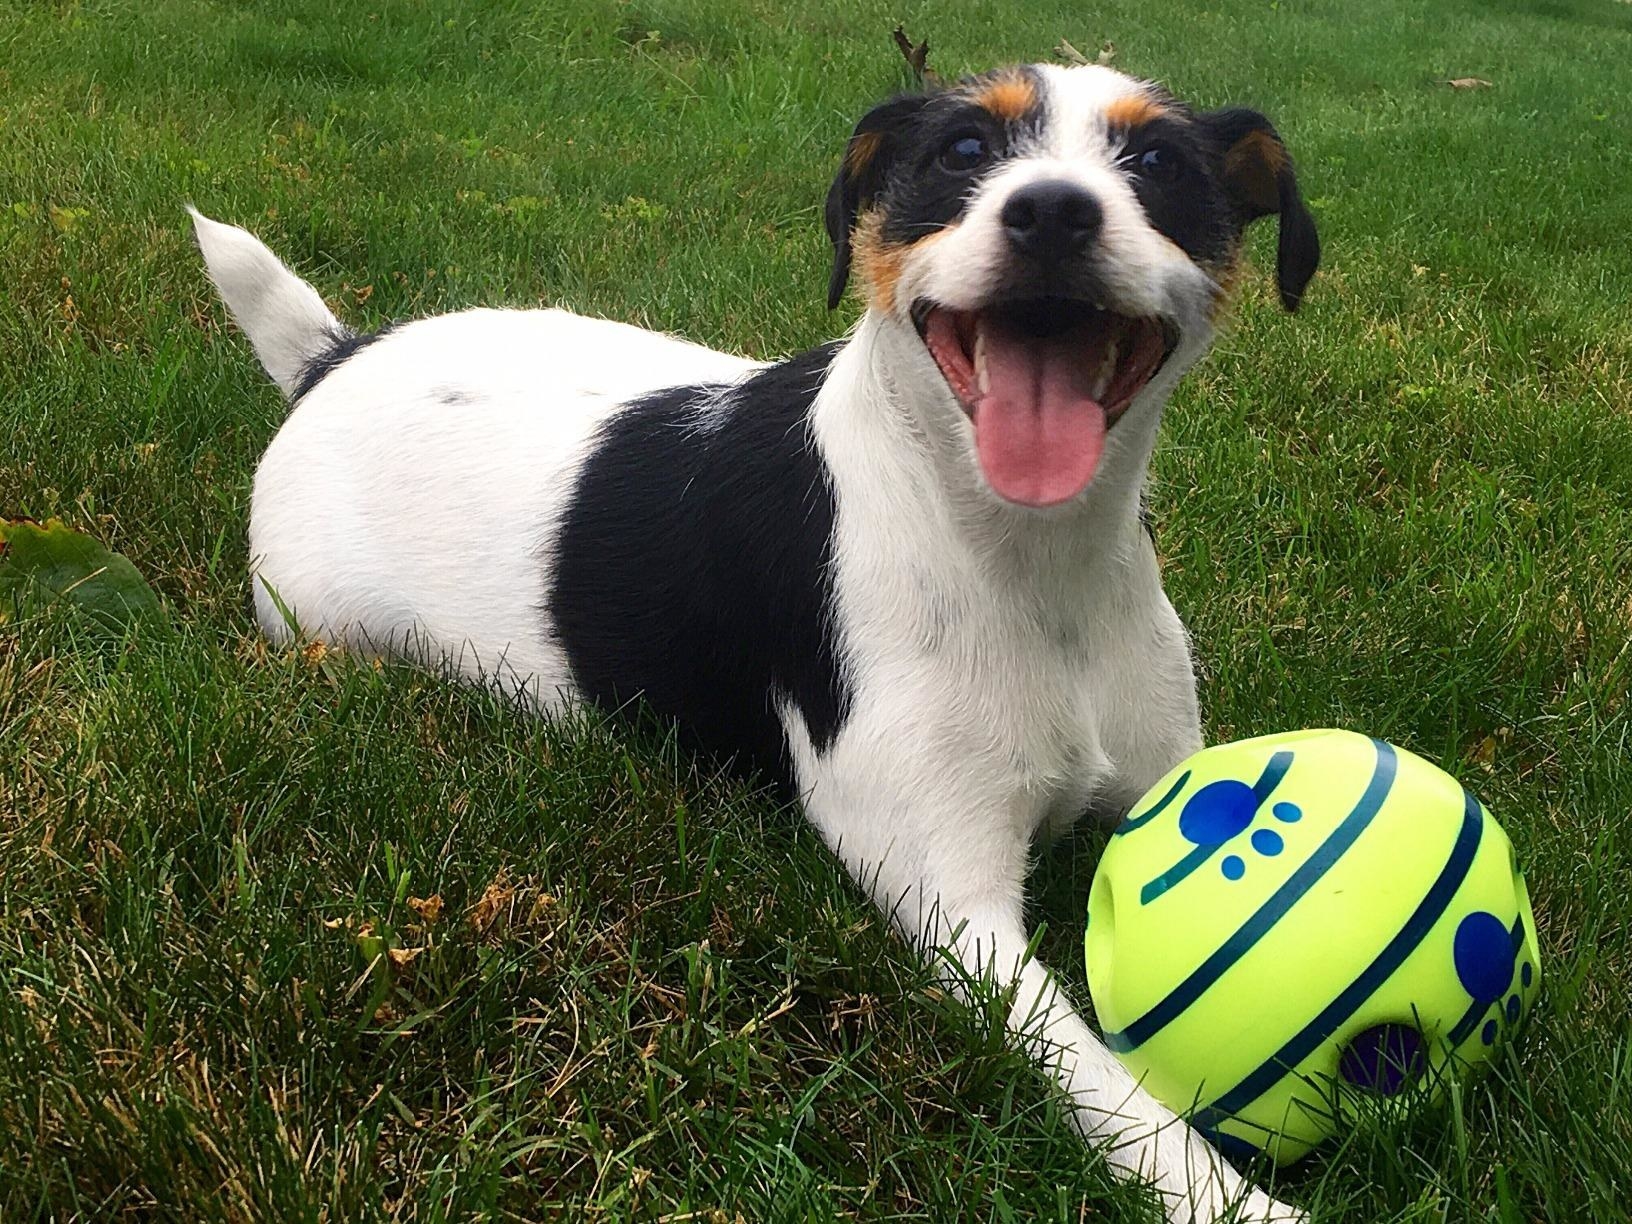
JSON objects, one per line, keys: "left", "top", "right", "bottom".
{"left": 845, "top": 130, "right": 884, "bottom": 176}
{"left": 1223, "top": 130, "right": 1287, "bottom": 213}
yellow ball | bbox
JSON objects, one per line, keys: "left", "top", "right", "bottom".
{"left": 1085, "top": 729, "right": 1540, "bottom": 1164}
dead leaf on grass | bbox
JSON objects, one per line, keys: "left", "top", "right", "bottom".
{"left": 467, "top": 870, "right": 516, "bottom": 932}
{"left": 891, "top": 25, "right": 935, "bottom": 85}
{"left": 408, "top": 894, "right": 444, "bottom": 924}
{"left": 1443, "top": 77, "right": 1493, "bottom": 90}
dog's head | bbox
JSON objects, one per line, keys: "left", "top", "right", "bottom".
{"left": 826, "top": 64, "right": 1320, "bottom": 508}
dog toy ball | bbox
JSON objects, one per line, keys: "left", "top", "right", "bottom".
{"left": 1085, "top": 728, "right": 1539, "bottom": 1164}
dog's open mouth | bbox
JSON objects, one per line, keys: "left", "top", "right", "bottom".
{"left": 914, "top": 298, "right": 1177, "bottom": 507}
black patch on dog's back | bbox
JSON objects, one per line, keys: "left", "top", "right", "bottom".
{"left": 291, "top": 324, "right": 397, "bottom": 403}
{"left": 549, "top": 343, "right": 851, "bottom": 796}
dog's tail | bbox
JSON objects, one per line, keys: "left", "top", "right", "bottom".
{"left": 188, "top": 207, "right": 343, "bottom": 400}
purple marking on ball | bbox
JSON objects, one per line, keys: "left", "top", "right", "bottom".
{"left": 1179, "top": 779, "right": 1259, "bottom": 846}
{"left": 1251, "top": 828, "right": 1283, "bottom": 857}
{"left": 1506, "top": 994, "right": 1521, "bottom": 1023}
{"left": 1481, "top": 1019, "right": 1498, "bottom": 1046}
{"left": 1221, "top": 855, "right": 1245, "bottom": 881}
{"left": 1521, "top": 961, "right": 1533, "bottom": 988}
{"left": 1272, "top": 801, "right": 1302, "bottom": 823}
{"left": 1454, "top": 911, "right": 1516, "bottom": 1004}
{"left": 1339, "top": 1023, "right": 1426, "bottom": 1095}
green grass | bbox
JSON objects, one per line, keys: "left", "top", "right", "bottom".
{"left": 3, "top": 0, "right": 1630, "bottom": 1218}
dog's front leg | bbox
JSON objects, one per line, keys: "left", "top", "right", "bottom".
{"left": 932, "top": 898, "right": 1303, "bottom": 1223}
{"left": 799, "top": 780, "right": 1304, "bottom": 1223}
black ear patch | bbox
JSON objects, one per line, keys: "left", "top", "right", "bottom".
{"left": 824, "top": 93, "right": 931, "bottom": 310}
{"left": 1198, "top": 109, "right": 1321, "bottom": 311}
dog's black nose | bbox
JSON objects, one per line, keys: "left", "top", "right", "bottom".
{"left": 1001, "top": 182, "right": 1103, "bottom": 261}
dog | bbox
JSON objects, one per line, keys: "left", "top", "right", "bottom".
{"left": 192, "top": 61, "right": 1319, "bottom": 1223}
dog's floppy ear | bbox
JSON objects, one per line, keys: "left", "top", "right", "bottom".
{"left": 825, "top": 93, "right": 931, "bottom": 310}
{"left": 1198, "top": 108, "right": 1321, "bottom": 311}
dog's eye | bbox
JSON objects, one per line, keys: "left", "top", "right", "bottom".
{"left": 1134, "top": 146, "right": 1182, "bottom": 182}
{"left": 940, "top": 134, "right": 989, "bottom": 173}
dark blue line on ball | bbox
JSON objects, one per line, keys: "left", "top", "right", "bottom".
{"left": 1191, "top": 785, "right": 1484, "bottom": 1132}
{"left": 1251, "top": 750, "right": 1295, "bottom": 803}
{"left": 1105, "top": 739, "right": 1398, "bottom": 1054}
{"left": 1139, "top": 751, "right": 1296, "bottom": 904}
{"left": 1444, "top": 912, "right": 1528, "bottom": 1049}
{"left": 1115, "top": 770, "right": 1192, "bottom": 836}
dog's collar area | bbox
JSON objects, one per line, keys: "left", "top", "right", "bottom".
{"left": 912, "top": 296, "right": 1179, "bottom": 507}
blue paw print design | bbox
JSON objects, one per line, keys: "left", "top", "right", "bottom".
{"left": 1447, "top": 908, "right": 1534, "bottom": 1049}
{"left": 1118, "top": 751, "right": 1303, "bottom": 905}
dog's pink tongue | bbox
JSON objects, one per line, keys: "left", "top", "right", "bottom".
{"left": 972, "top": 322, "right": 1106, "bottom": 507}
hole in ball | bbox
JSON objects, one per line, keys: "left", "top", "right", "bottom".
{"left": 1085, "top": 873, "right": 1118, "bottom": 989}
{"left": 1339, "top": 1022, "right": 1427, "bottom": 1095}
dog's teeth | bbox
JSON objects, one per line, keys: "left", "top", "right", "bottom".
{"left": 1089, "top": 340, "right": 1119, "bottom": 401}
{"left": 1089, "top": 351, "right": 1115, "bottom": 401}
{"left": 975, "top": 328, "right": 989, "bottom": 394}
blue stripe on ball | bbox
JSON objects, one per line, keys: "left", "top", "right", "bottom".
{"left": 1115, "top": 769, "right": 1192, "bottom": 836}
{"left": 1104, "top": 739, "right": 1399, "bottom": 1054}
{"left": 1191, "top": 786, "right": 1484, "bottom": 1132}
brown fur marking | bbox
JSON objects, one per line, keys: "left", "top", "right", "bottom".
{"left": 1224, "top": 130, "right": 1287, "bottom": 213}
{"left": 852, "top": 211, "right": 948, "bottom": 313}
{"left": 1105, "top": 93, "right": 1168, "bottom": 130}
{"left": 971, "top": 73, "right": 1037, "bottom": 122}
{"left": 845, "top": 130, "right": 883, "bottom": 177}
{"left": 1206, "top": 249, "right": 1246, "bottom": 323}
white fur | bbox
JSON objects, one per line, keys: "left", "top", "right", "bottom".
{"left": 187, "top": 206, "right": 342, "bottom": 397}
{"left": 193, "top": 63, "right": 1303, "bottom": 1224}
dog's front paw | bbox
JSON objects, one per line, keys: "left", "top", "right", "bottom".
{"left": 1227, "top": 1187, "right": 1308, "bottom": 1224}
{"left": 1166, "top": 1182, "right": 1307, "bottom": 1224}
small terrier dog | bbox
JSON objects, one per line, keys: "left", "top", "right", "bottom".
{"left": 194, "top": 61, "right": 1318, "bottom": 1223}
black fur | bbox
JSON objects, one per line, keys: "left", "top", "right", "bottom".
{"left": 1194, "top": 108, "right": 1321, "bottom": 311}
{"left": 825, "top": 69, "right": 1045, "bottom": 310}
{"left": 825, "top": 93, "right": 933, "bottom": 310}
{"left": 1118, "top": 113, "right": 1241, "bottom": 270}
{"left": 548, "top": 344, "right": 851, "bottom": 796}
{"left": 291, "top": 324, "right": 397, "bottom": 402}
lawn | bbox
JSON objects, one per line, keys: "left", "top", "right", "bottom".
{"left": 2, "top": 0, "right": 1630, "bottom": 1219}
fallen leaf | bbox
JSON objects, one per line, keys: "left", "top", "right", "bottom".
{"left": 48, "top": 204, "right": 89, "bottom": 235}
{"left": 0, "top": 517, "right": 167, "bottom": 633}
{"left": 408, "top": 894, "right": 444, "bottom": 924}
{"left": 1097, "top": 40, "right": 1117, "bottom": 66}
{"left": 1443, "top": 77, "right": 1493, "bottom": 90}
{"left": 1056, "top": 38, "right": 1090, "bottom": 65}
{"left": 891, "top": 25, "right": 935, "bottom": 85}
{"left": 467, "top": 870, "right": 515, "bottom": 933}
{"left": 387, "top": 946, "right": 423, "bottom": 968}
